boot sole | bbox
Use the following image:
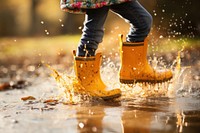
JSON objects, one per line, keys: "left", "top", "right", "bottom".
{"left": 120, "top": 77, "right": 173, "bottom": 84}
{"left": 74, "top": 90, "right": 121, "bottom": 100}
{"left": 101, "top": 93, "right": 121, "bottom": 100}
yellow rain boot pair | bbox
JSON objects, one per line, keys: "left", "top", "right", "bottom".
{"left": 73, "top": 51, "right": 121, "bottom": 100}
{"left": 73, "top": 34, "right": 173, "bottom": 99}
{"left": 119, "top": 34, "right": 173, "bottom": 83}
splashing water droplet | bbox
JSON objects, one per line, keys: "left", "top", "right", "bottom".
{"left": 79, "top": 122, "right": 84, "bottom": 128}
{"left": 78, "top": 26, "right": 82, "bottom": 30}
{"left": 80, "top": 64, "right": 83, "bottom": 68}
{"left": 44, "top": 29, "right": 50, "bottom": 35}
{"left": 159, "top": 35, "right": 163, "bottom": 39}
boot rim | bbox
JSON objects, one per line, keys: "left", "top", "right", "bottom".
{"left": 75, "top": 56, "right": 95, "bottom": 61}
{"left": 123, "top": 42, "right": 144, "bottom": 47}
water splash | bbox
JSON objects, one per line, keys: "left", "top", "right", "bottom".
{"left": 47, "top": 47, "right": 195, "bottom": 104}
{"left": 46, "top": 64, "right": 90, "bottom": 104}
{"left": 168, "top": 48, "right": 193, "bottom": 98}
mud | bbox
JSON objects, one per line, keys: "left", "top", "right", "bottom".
{"left": 0, "top": 46, "right": 200, "bottom": 133}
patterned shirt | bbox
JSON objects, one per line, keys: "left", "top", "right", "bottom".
{"left": 60, "top": 0, "right": 131, "bottom": 13}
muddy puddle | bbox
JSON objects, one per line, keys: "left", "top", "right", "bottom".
{"left": 0, "top": 48, "right": 200, "bottom": 133}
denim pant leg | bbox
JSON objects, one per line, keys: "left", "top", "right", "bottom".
{"left": 77, "top": 6, "right": 109, "bottom": 56}
{"left": 110, "top": 0, "right": 153, "bottom": 42}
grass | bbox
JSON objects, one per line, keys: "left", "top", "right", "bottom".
{"left": 148, "top": 37, "right": 200, "bottom": 53}
{"left": 0, "top": 35, "right": 80, "bottom": 60}
{"left": 0, "top": 34, "right": 199, "bottom": 62}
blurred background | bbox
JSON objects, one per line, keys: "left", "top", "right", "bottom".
{"left": 1, "top": 2, "right": 200, "bottom": 133}
{"left": 0, "top": 0, "right": 199, "bottom": 37}
{"left": 0, "top": 0, "right": 200, "bottom": 68}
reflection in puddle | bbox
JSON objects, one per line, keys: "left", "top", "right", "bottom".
{"left": 176, "top": 110, "right": 186, "bottom": 133}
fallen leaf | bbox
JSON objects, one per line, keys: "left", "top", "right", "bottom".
{"left": 21, "top": 96, "right": 36, "bottom": 101}
{"left": 43, "top": 99, "right": 59, "bottom": 105}
{"left": 0, "top": 83, "right": 11, "bottom": 91}
{"left": 62, "top": 101, "right": 78, "bottom": 105}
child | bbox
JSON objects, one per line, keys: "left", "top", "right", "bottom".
{"left": 61, "top": 0, "right": 173, "bottom": 99}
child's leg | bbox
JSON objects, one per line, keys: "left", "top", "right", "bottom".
{"left": 111, "top": 1, "right": 173, "bottom": 83}
{"left": 77, "top": 6, "right": 109, "bottom": 56}
{"left": 110, "top": 0, "right": 153, "bottom": 42}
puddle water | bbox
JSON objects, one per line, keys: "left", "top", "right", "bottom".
{"left": 40, "top": 49, "right": 200, "bottom": 133}
{"left": 1, "top": 48, "right": 200, "bottom": 133}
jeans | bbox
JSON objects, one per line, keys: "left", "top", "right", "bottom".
{"left": 77, "top": 0, "right": 153, "bottom": 56}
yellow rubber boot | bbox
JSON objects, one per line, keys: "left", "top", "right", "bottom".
{"left": 73, "top": 51, "right": 121, "bottom": 100}
{"left": 119, "top": 34, "right": 173, "bottom": 83}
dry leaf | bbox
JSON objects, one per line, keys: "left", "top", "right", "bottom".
{"left": 43, "top": 99, "right": 59, "bottom": 105}
{"left": 0, "top": 83, "right": 10, "bottom": 91}
{"left": 21, "top": 96, "right": 36, "bottom": 101}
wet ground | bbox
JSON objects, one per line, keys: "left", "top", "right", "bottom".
{"left": 0, "top": 42, "right": 200, "bottom": 133}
